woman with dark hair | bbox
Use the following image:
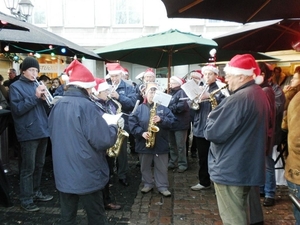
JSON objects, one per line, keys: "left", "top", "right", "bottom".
{"left": 49, "top": 78, "right": 61, "bottom": 96}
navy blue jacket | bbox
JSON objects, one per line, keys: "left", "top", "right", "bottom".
{"left": 109, "top": 80, "right": 137, "bottom": 132}
{"left": 193, "top": 82, "right": 226, "bottom": 138}
{"left": 129, "top": 103, "right": 175, "bottom": 154}
{"left": 48, "top": 86, "right": 118, "bottom": 194}
{"left": 168, "top": 87, "right": 190, "bottom": 131}
{"left": 9, "top": 75, "right": 49, "bottom": 142}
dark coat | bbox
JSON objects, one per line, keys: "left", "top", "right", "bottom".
{"left": 48, "top": 86, "right": 118, "bottom": 194}
{"left": 9, "top": 75, "right": 49, "bottom": 142}
{"left": 168, "top": 87, "right": 190, "bottom": 131}
{"left": 129, "top": 103, "right": 175, "bottom": 154}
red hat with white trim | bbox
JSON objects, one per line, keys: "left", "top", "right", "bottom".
{"left": 106, "top": 63, "right": 123, "bottom": 75}
{"left": 170, "top": 76, "right": 185, "bottom": 86}
{"left": 65, "top": 59, "right": 96, "bottom": 88}
{"left": 224, "top": 54, "right": 261, "bottom": 76}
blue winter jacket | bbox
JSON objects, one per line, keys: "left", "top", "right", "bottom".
{"left": 9, "top": 75, "right": 49, "bottom": 142}
{"left": 129, "top": 103, "right": 175, "bottom": 154}
{"left": 168, "top": 87, "right": 190, "bottom": 131}
{"left": 109, "top": 80, "right": 137, "bottom": 132}
{"left": 193, "top": 82, "right": 226, "bottom": 138}
{"left": 204, "top": 81, "right": 269, "bottom": 186}
{"left": 48, "top": 86, "right": 118, "bottom": 194}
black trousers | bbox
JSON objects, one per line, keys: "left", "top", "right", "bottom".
{"left": 195, "top": 136, "right": 211, "bottom": 187}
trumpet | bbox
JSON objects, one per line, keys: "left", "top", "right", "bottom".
{"left": 34, "top": 77, "right": 54, "bottom": 107}
{"left": 191, "top": 84, "right": 209, "bottom": 110}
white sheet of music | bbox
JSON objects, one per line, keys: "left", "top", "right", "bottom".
{"left": 181, "top": 80, "right": 201, "bottom": 100}
{"left": 153, "top": 91, "right": 172, "bottom": 107}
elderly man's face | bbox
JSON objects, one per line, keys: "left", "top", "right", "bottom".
{"left": 144, "top": 74, "right": 155, "bottom": 83}
{"left": 225, "top": 74, "right": 242, "bottom": 92}
{"left": 8, "top": 69, "right": 16, "bottom": 80}
{"left": 110, "top": 73, "right": 121, "bottom": 85}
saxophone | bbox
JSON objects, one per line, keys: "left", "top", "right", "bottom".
{"left": 145, "top": 102, "right": 160, "bottom": 148}
{"left": 209, "top": 84, "right": 228, "bottom": 110}
{"left": 106, "top": 96, "right": 129, "bottom": 157}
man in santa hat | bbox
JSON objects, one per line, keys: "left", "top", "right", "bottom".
{"left": 204, "top": 54, "right": 269, "bottom": 225}
{"left": 190, "top": 64, "right": 227, "bottom": 191}
{"left": 49, "top": 59, "right": 119, "bottom": 224}
{"left": 167, "top": 76, "right": 190, "bottom": 173}
{"left": 106, "top": 62, "right": 137, "bottom": 186}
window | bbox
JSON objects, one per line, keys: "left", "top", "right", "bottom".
{"left": 113, "top": 0, "right": 142, "bottom": 26}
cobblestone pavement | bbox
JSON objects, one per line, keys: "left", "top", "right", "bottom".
{"left": 0, "top": 152, "right": 296, "bottom": 225}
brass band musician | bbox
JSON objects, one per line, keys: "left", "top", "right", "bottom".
{"left": 128, "top": 83, "right": 175, "bottom": 197}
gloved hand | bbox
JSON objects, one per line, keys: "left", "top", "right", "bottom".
{"left": 117, "top": 117, "right": 125, "bottom": 129}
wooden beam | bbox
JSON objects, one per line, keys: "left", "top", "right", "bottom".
{"left": 179, "top": 0, "right": 203, "bottom": 13}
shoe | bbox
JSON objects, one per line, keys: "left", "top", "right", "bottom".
{"left": 105, "top": 203, "right": 121, "bottom": 210}
{"left": 141, "top": 186, "right": 153, "bottom": 193}
{"left": 191, "top": 183, "right": 211, "bottom": 191}
{"left": 263, "top": 197, "right": 275, "bottom": 207}
{"left": 177, "top": 168, "right": 186, "bottom": 173}
{"left": 34, "top": 193, "right": 53, "bottom": 202}
{"left": 159, "top": 190, "right": 171, "bottom": 197}
{"left": 119, "top": 178, "right": 129, "bottom": 186}
{"left": 191, "top": 153, "right": 197, "bottom": 158}
{"left": 21, "top": 203, "right": 40, "bottom": 212}
{"left": 168, "top": 165, "right": 175, "bottom": 170}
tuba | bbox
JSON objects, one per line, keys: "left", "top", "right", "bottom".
{"left": 106, "top": 96, "right": 129, "bottom": 157}
{"left": 145, "top": 102, "right": 160, "bottom": 148}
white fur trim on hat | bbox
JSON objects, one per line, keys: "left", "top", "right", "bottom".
{"left": 201, "top": 65, "right": 219, "bottom": 75}
{"left": 67, "top": 81, "right": 96, "bottom": 89}
{"left": 170, "top": 76, "right": 183, "bottom": 86}
{"left": 98, "top": 82, "right": 110, "bottom": 92}
{"left": 224, "top": 54, "right": 260, "bottom": 76}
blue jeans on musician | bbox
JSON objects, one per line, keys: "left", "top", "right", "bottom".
{"left": 19, "top": 138, "right": 48, "bottom": 205}
{"left": 260, "top": 151, "right": 276, "bottom": 198}
{"left": 287, "top": 180, "right": 300, "bottom": 225}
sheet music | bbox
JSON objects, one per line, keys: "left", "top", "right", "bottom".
{"left": 181, "top": 80, "right": 202, "bottom": 100}
{"left": 102, "top": 113, "right": 122, "bottom": 125}
{"left": 153, "top": 91, "right": 172, "bottom": 107}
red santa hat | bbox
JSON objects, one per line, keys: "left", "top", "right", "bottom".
{"left": 190, "top": 70, "right": 203, "bottom": 79}
{"left": 170, "top": 76, "right": 185, "bottom": 86}
{"left": 122, "top": 67, "right": 129, "bottom": 75}
{"left": 65, "top": 59, "right": 96, "bottom": 88}
{"left": 201, "top": 64, "right": 219, "bottom": 75}
{"left": 106, "top": 63, "right": 123, "bottom": 75}
{"left": 224, "top": 54, "right": 261, "bottom": 76}
{"left": 95, "top": 78, "right": 110, "bottom": 93}
{"left": 144, "top": 68, "right": 155, "bottom": 77}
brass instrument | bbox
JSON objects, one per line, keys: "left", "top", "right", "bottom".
{"left": 145, "top": 102, "right": 160, "bottom": 148}
{"left": 289, "top": 193, "right": 300, "bottom": 211}
{"left": 191, "top": 84, "right": 209, "bottom": 110}
{"left": 34, "top": 77, "right": 54, "bottom": 107}
{"left": 106, "top": 96, "right": 129, "bottom": 157}
{"left": 209, "top": 84, "right": 228, "bottom": 110}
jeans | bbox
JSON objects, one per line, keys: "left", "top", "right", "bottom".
{"left": 260, "top": 149, "right": 276, "bottom": 198}
{"left": 59, "top": 189, "right": 108, "bottom": 225}
{"left": 19, "top": 138, "right": 48, "bottom": 205}
{"left": 287, "top": 180, "right": 300, "bottom": 225}
{"left": 168, "top": 130, "right": 188, "bottom": 170}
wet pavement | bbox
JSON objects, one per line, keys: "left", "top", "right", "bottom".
{"left": 0, "top": 152, "right": 296, "bottom": 225}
